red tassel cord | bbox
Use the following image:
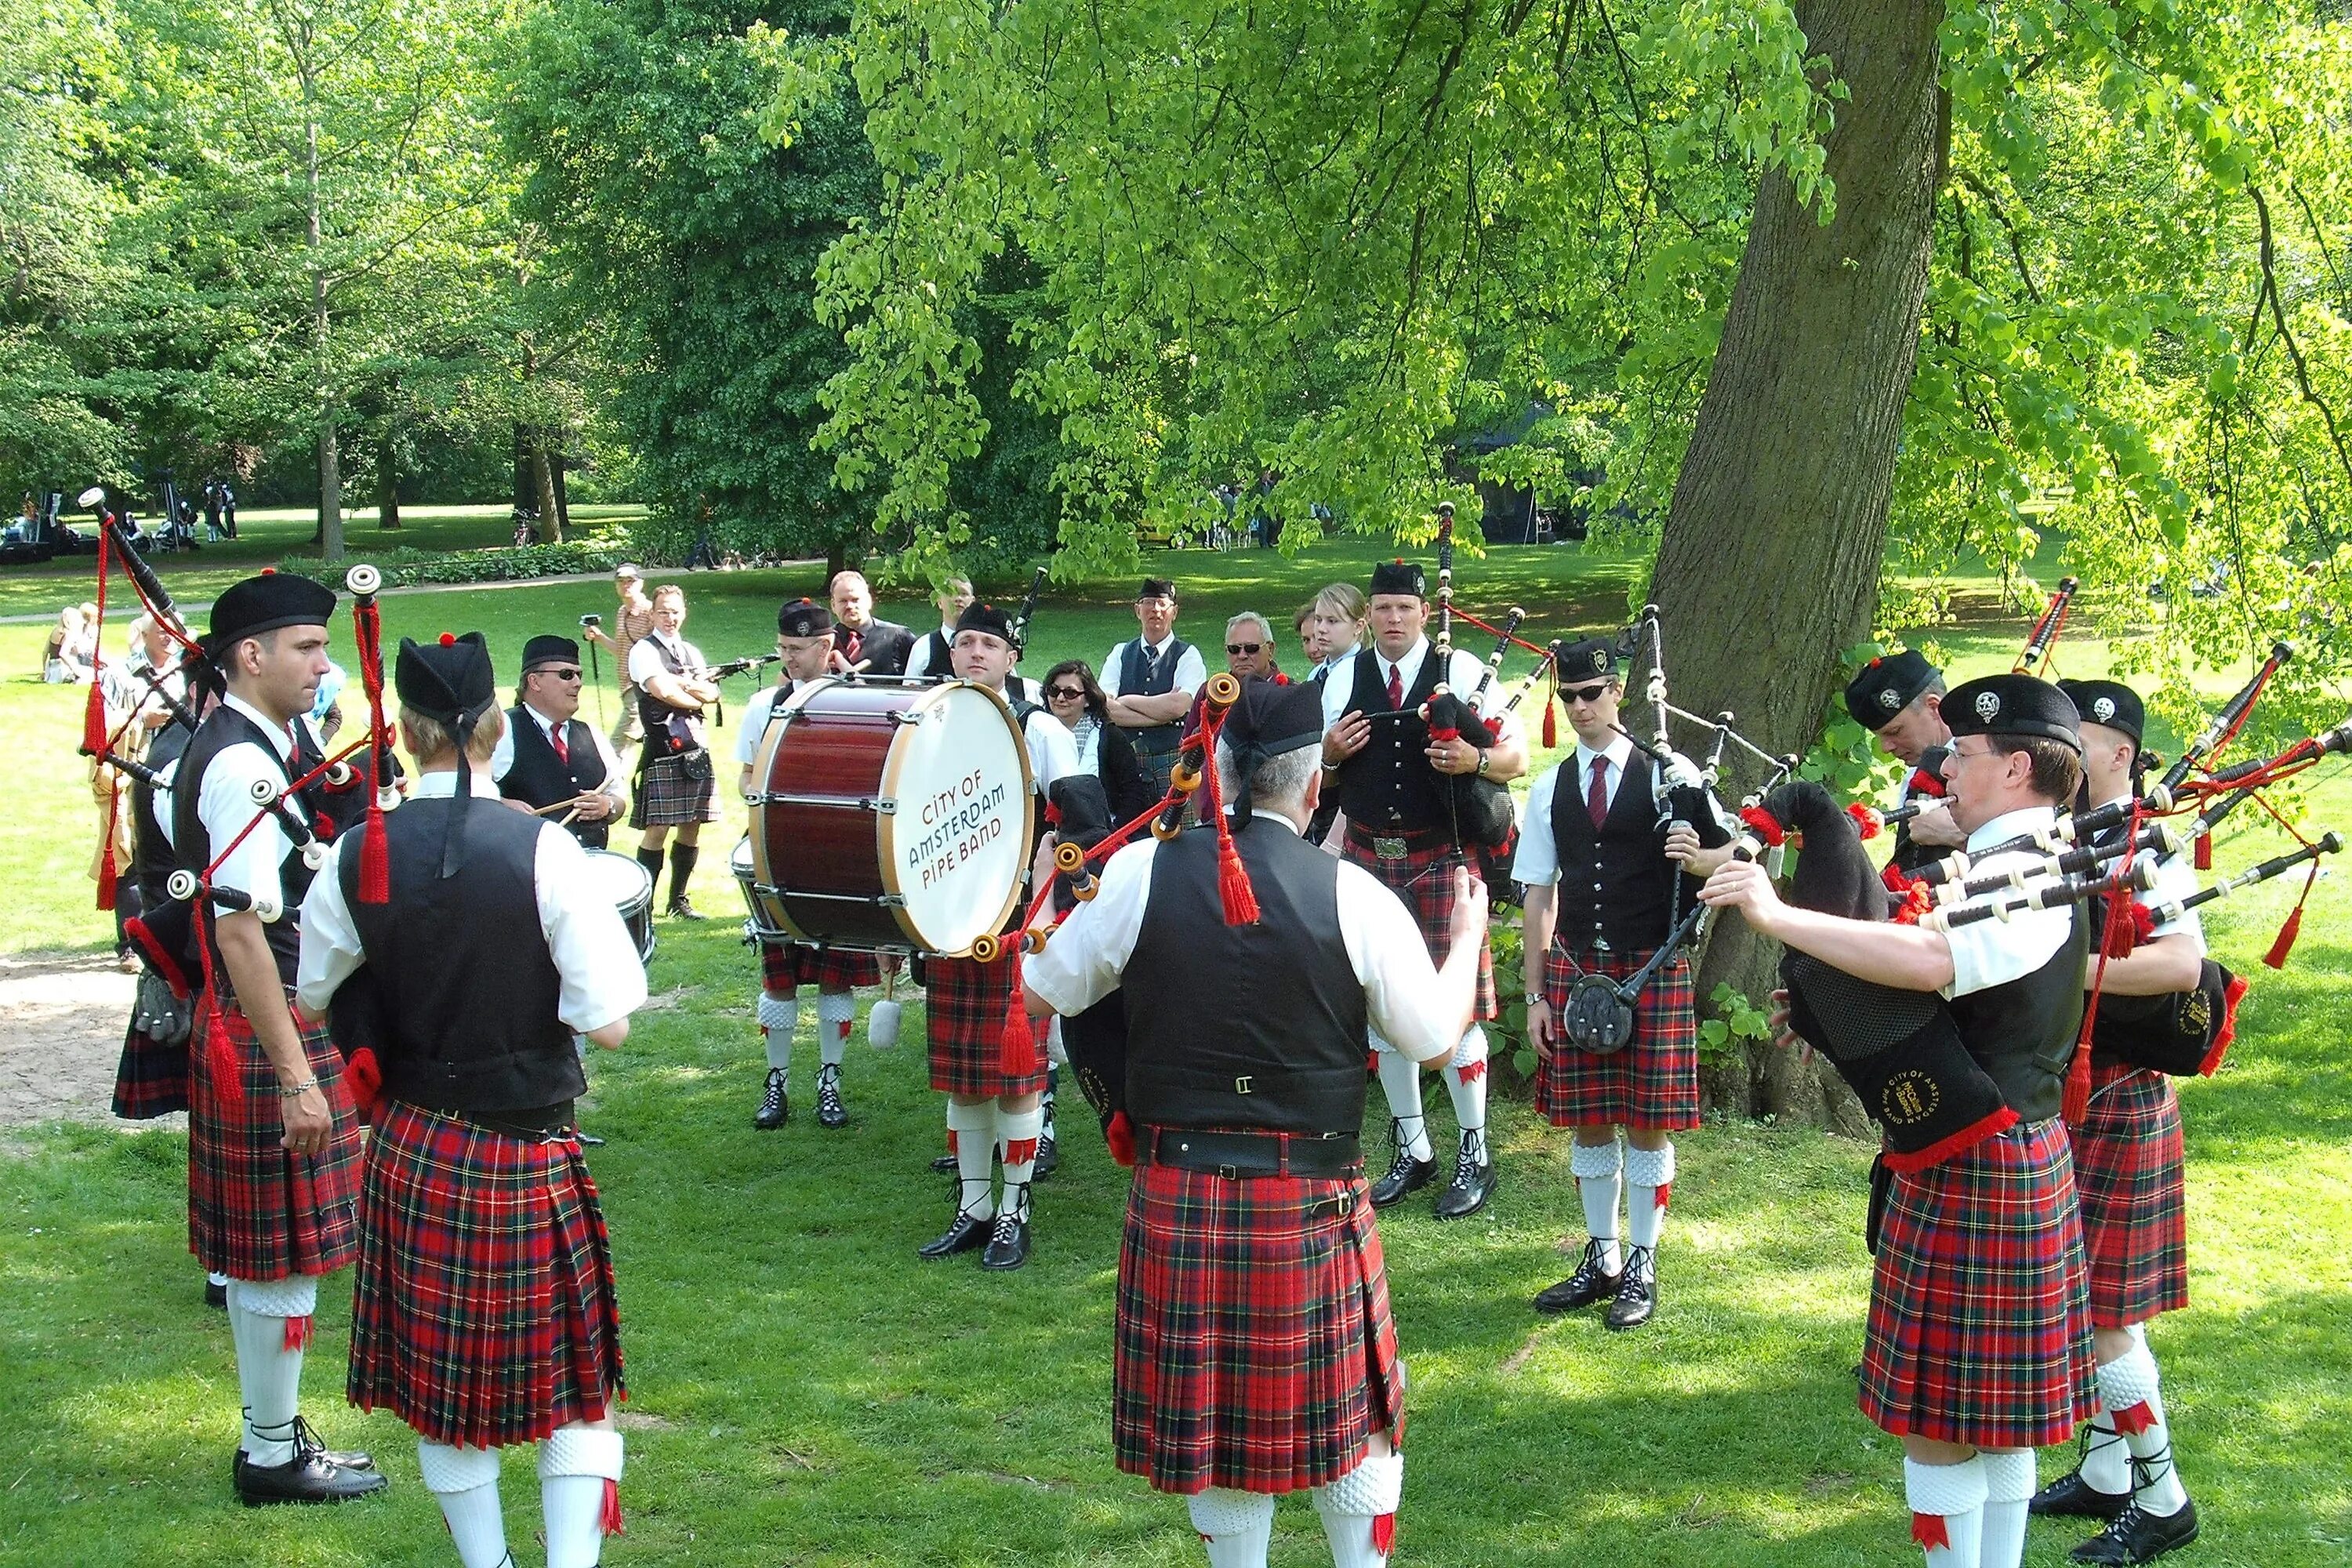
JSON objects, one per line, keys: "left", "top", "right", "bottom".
{"left": 96, "top": 789, "right": 121, "bottom": 911}
{"left": 996, "top": 972, "right": 1038, "bottom": 1078}
{"left": 345, "top": 1046, "right": 383, "bottom": 1115}
{"left": 2264, "top": 863, "right": 2318, "bottom": 969}
{"left": 1104, "top": 1110, "right": 1137, "bottom": 1167}
{"left": 1740, "top": 805, "right": 1788, "bottom": 846}
{"left": 350, "top": 595, "right": 392, "bottom": 903}
{"left": 1844, "top": 802, "right": 1882, "bottom": 840}
{"left": 2193, "top": 834, "right": 2212, "bottom": 871}
{"left": 2200, "top": 972, "right": 2250, "bottom": 1076}
{"left": 1887, "top": 881, "right": 1936, "bottom": 926}
{"left": 1193, "top": 705, "right": 1261, "bottom": 925}
{"left": 1540, "top": 694, "right": 1558, "bottom": 750}
{"left": 81, "top": 521, "right": 112, "bottom": 758}
{"left": 2103, "top": 902, "right": 2157, "bottom": 959}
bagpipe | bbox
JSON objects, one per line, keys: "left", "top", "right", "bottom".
{"left": 1411, "top": 502, "right": 1518, "bottom": 848}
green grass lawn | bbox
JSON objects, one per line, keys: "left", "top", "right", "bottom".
{"left": 2, "top": 537, "right": 2347, "bottom": 1565}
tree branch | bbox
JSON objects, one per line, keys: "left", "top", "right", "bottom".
{"left": 2252, "top": 185, "right": 2352, "bottom": 497}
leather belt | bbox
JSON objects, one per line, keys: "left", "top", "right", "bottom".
{"left": 1139, "top": 1126, "right": 1363, "bottom": 1179}
{"left": 1345, "top": 824, "right": 1454, "bottom": 861}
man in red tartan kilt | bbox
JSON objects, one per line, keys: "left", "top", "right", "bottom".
{"left": 2024, "top": 680, "right": 2204, "bottom": 1565}
{"left": 1703, "top": 673, "right": 2101, "bottom": 1568}
{"left": 1027, "top": 678, "right": 1488, "bottom": 1568}
{"left": 161, "top": 573, "right": 386, "bottom": 1506}
{"left": 916, "top": 601, "right": 1077, "bottom": 1271}
{"left": 1518, "top": 636, "right": 1733, "bottom": 1332}
{"left": 1318, "top": 557, "right": 1527, "bottom": 1222}
{"left": 299, "top": 631, "right": 648, "bottom": 1568}
{"left": 736, "top": 598, "right": 885, "bottom": 1133}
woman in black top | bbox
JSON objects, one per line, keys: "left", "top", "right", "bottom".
{"left": 1040, "top": 659, "right": 1157, "bottom": 826}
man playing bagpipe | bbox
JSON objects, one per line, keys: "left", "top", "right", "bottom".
{"left": 1023, "top": 679, "right": 1490, "bottom": 1568}
{"left": 1518, "top": 636, "right": 1732, "bottom": 1331}
{"left": 1701, "top": 673, "right": 2099, "bottom": 1568}
{"left": 738, "top": 597, "right": 881, "bottom": 1132}
{"left": 296, "top": 631, "right": 648, "bottom": 1568}
{"left": 165, "top": 572, "right": 387, "bottom": 1506}
{"left": 2028, "top": 679, "right": 2205, "bottom": 1565}
{"left": 1845, "top": 649, "right": 1966, "bottom": 880}
{"left": 920, "top": 600, "right": 1079, "bottom": 1272}
{"left": 1319, "top": 558, "right": 1526, "bottom": 1221}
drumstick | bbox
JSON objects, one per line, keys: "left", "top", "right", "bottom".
{"left": 557, "top": 808, "right": 580, "bottom": 828}
{"left": 530, "top": 799, "right": 577, "bottom": 816}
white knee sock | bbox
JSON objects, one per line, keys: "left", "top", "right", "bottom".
{"left": 1185, "top": 1486, "right": 1276, "bottom": 1568}
{"left": 1443, "top": 1027, "right": 1489, "bottom": 1164}
{"left": 998, "top": 1102, "right": 1044, "bottom": 1215}
{"left": 1570, "top": 1139, "right": 1623, "bottom": 1273}
{"left": 758, "top": 992, "right": 797, "bottom": 1073}
{"left": 538, "top": 1425, "right": 623, "bottom": 1568}
{"left": 1373, "top": 1035, "right": 1430, "bottom": 1161}
{"left": 1978, "top": 1449, "right": 2034, "bottom": 1568}
{"left": 418, "top": 1440, "right": 509, "bottom": 1568}
{"left": 947, "top": 1100, "right": 996, "bottom": 1219}
{"left": 816, "top": 992, "right": 854, "bottom": 1069}
{"left": 1312, "top": 1449, "right": 1403, "bottom": 1568}
{"left": 1903, "top": 1454, "right": 1987, "bottom": 1568}
{"left": 2096, "top": 1341, "right": 2189, "bottom": 1516}
{"left": 2075, "top": 1400, "right": 2130, "bottom": 1495}
{"left": 227, "top": 1274, "right": 318, "bottom": 1466}
{"left": 1624, "top": 1142, "right": 1675, "bottom": 1251}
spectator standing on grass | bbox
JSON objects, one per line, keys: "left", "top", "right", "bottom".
{"left": 583, "top": 564, "right": 655, "bottom": 752}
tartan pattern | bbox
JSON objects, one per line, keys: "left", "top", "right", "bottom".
{"left": 187, "top": 992, "right": 363, "bottom": 1279}
{"left": 112, "top": 1018, "right": 188, "bottom": 1120}
{"left": 348, "top": 1102, "right": 624, "bottom": 1449}
{"left": 2074, "top": 1063, "right": 2190, "bottom": 1327}
{"left": 1534, "top": 943, "right": 1700, "bottom": 1131}
{"left": 926, "top": 951, "right": 1047, "bottom": 1097}
{"left": 628, "top": 753, "right": 718, "bottom": 828}
{"left": 1341, "top": 837, "right": 1496, "bottom": 1020}
{"left": 1114, "top": 1157, "right": 1406, "bottom": 1495}
{"left": 760, "top": 938, "right": 880, "bottom": 993}
{"left": 1859, "top": 1117, "right": 2096, "bottom": 1448}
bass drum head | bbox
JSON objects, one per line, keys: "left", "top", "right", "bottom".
{"left": 878, "top": 681, "right": 1036, "bottom": 955}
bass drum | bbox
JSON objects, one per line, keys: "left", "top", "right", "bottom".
{"left": 745, "top": 678, "right": 1034, "bottom": 956}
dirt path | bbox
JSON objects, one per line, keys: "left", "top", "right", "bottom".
{"left": 0, "top": 949, "right": 161, "bottom": 1129}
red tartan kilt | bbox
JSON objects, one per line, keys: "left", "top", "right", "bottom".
{"left": 1860, "top": 1118, "right": 2096, "bottom": 1448}
{"left": 113, "top": 1018, "right": 189, "bottom": 1120}
{"left": 1114, "top": 1157, "right": 1406, "bottom": 1495}
{"left": 348, "top": 1102, "right": 624, "bottom": 1449}
{"left": 926, "top": 951, "right": 1046, "bottom": 1097}
{"left": 629, "top": 753, "right": 719, "bottom": 828}
{"left": 1534, "top": 943, "right": 1700, "bottom": 1131}
{"left": 2074, "top": 1063, "right": 2189, "bottom": 1327}
{"left": 760, "top": 938, "right": 880, "bottom": 993}
{"left": 1345, "top": 839, "right": 1496, "bottom": 1021}
{"left": 187, "top": 991, "right": 363, "bottom": 1279}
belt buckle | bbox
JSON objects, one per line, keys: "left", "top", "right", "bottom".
{"left": 1217, "top": 1162, "right": 1241, "bottom": 1181}
{"left": 1373, "top": 835, "right": 1409, "bottom": 862}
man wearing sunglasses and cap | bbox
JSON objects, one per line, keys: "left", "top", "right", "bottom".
{"left": 493, "top": 634, "right": 627, "bottom": 849}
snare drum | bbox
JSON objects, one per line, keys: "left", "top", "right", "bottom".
{"left": 744, "top": 678, "right": 1034, "bottom": 955}
{"left": 583, "top": 848, "right": 656, "bottom": 962}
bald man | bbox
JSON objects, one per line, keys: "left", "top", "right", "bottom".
{"left": 827, "top": 572, "right": 915, "bottom": 677}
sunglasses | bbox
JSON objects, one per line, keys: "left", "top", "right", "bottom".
{"left": 1047, "top": 685, "right": 1087, "bottom": 700}
{"left": 1560, "top": 681, "right": 1613, "bottom": 705}
{"left": 1226, "top": 642, "right": 1265, "bottom": 656}
{"left": 536, "top": 667, "right": 584, "bottom": 682}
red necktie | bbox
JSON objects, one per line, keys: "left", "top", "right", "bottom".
{"left": 551, "top": 724, "right": 569, "bottom": 765}
{"left": 844, "top": 629, "right": 862, "bottom": 663}
{"left": 1385, "top": 662, "right": 1403, "bottom": 710}
{"left": 1587, "top": 756, "right": 1610, "bottom": 828}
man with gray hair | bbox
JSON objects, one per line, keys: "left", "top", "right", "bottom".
{"left": 1025, "top": 678, "right": 1486, "bottom": 1568}
{"left": 1222, "top": 611, "right": 1280, "bottom": 683}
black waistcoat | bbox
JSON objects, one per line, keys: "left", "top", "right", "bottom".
{"left": 132, "top": 720, "right": 193, "bottom": 906}
{"left": 1123, "top": 825, "right": 1367, "bottom": 1136}
{"left": 1546, "top": 750, "right": 1686, "bottom": 952}
{"left": 500, "top": 704, "right": 610, "bottom": 849}
{"left": 1334, "top": 648, "right": 1446, "bottom": 831}
{"left": 342, "top": 793, "right": 584, "bottom": 1119}
{"left": 635, "top": 634, "right": 707, "bottom": 750}
{"left": 1946, "top": 906, "right": 2091, "bottom": 1122}
{"left": 1119, "top": 637, "right": 1193, "bottom": 757}
{"left": 172, "top": 705, "right": 324, "bottom": 985}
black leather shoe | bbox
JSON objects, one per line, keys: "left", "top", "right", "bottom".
{"left": 1368, "top": 1123, "right": 1438, "bottom": 1209}
{"left": 753, "top": 1069, "right": 789, "bottom": 1131}
{"left": 205, "top": 1277, "right": 228, "bottom": 1310}
{"left": 2034, "top": 1464, "right": 2133, "bottom": 1521}
{"left": 574, "top": 1129, "right": 606, "bottom": 1148}
{"left": 237, "top": 1417, "right": 376, "bottom": 1476}
{"left": 2072, "top": 1498, "right": 2199, "bottom": 1564}
{"left": 920, "top": 1209, "right": 991, "bottom": 1260}
{"left": 234, "top": 1443, "right": 390, "bottom": 1506}
{"left": 666, "top": 898, "right": 706, "bottom": 920}
{"left": 930, "top": 1152, "right": 959, "bottom": 1172}
{"left": 1533, "top": 1240, "right": 1623, "bottom": 1313}
{"left": 1033, "top": 1131, "right": 1060, "bottom": 1181}
{"left": 1604, "top": 1245, "right": 1657, "bottom": 1330}
{"left": 816, "top": 1065, "right": 848, "bottom": 1128}
{"left": 980, "top": 1209, "right": 1031, "bottom": 1271}
{"left": 1432, "top": 1135, "right": 1494, "bottom": 1221}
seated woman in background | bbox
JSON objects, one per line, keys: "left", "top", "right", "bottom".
{"left": 1040, "top": 659, "right": 1157, "bottom": 825}
{"left": 43, "top": 604, "right": 93, "bottom": 683}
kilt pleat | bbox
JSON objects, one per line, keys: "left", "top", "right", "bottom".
{"left": 348, "top": 1102, "right": 624, "bottom": 1449}
{"left": 926, "top": 952, "right": 1046, "bottom": 1097}
{"left": 1859, "top": 1117, "right": 2096, "bottom": 1448}
{"left": 760, "top": 938, "right": 880, "bottom": 993}
{"left": 2075, "top": 1063, "right": 2190, "bottom": 1327}
{"left": 1113, "top": 1159, "right": 1406, "bottom": 1496}
{"left": 187, "top": 992, "right": 362, "bottom": 1279}
{"left": 1344, "top": 840, "right": 1496, "bottom": 1021}
{"left": 629, "top": 754, "right": 718, "bottom": 828}
{"left": 113, "top": 1019, "right": 189, "bottom": 1120}
{"left": 1535, "top": 943, "right": 1700, "bottom": 1131}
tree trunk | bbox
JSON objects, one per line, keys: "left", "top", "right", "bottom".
{"left": 376, "top": 430, "right": 402, "bottom": 530}
{"left": 826, "top": 539, "right": 848, "bottom": 580}
{"left": 1644, "top": 0, "right": 1944, "bottom": 1122}
{"left": 532, "top": 429, "right": 561, "bottom": 543}
{"left": 305, "top": 75, "right": 344, "bottom": 561}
